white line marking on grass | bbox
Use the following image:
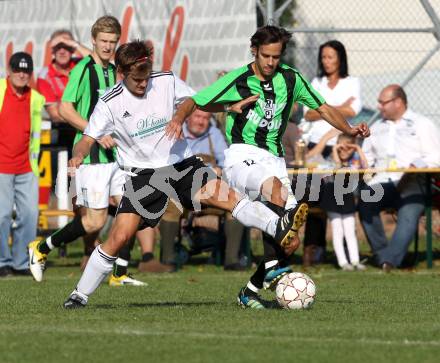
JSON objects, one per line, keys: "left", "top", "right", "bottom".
{"left": 4, "top": 326, "right": 440, "bottom": 347}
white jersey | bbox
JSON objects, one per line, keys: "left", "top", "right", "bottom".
{"left": 303, "top": 76, "right": 362, "bottom": 146}
{"left": 85, "top": 71, "right": 195, "bottom": 170}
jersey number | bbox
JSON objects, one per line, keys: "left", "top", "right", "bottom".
{"left": 243, "top": 159, "right": 255, "bottom": 166}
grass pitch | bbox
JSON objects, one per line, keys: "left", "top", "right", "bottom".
{"left": 1, "top": 244, "right": 439, "bottom": 363}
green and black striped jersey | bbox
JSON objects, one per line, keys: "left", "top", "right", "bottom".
{"left": 62, "top": 55, "right": 116, "bottom": 164}
{"left": 192, "top": 63, "right": 325, "bottom": 156}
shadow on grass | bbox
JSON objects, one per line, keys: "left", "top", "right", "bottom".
{"left": 129, "top": 301, "right": 219, "bottom": 308}
{"left": 93, "top": 301, "right": 219, "bottom": 309}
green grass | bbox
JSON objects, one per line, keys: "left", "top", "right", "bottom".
{"left": 1, "top": 243, "right": 440, "bottom": 363}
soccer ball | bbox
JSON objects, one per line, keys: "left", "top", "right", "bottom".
{"left": 275, "top": 272, "right": 316, "bottom": 310}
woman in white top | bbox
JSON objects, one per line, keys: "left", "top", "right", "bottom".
{"left": 304, "top": 40, "right": 362, "bottom": 157}
{"left": 302, "top": 40, "right": 362, "bottom": 267}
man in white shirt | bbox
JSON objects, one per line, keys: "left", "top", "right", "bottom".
{"left": 359, "top": 84, "right": 440, "bottom": 271}
{"left": 62, "top": 41, "right": 307, "bottom": 308}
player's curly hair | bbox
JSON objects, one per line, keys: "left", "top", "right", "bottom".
{"left": 250, "top": 25, "right": 292, "bottom": 53}
{"left": 115, "top": 40, "right": 152, "bottom": 77}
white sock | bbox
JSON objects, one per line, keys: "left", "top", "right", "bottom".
{"left": 280, "top": 176, "right": 297, "bottom": 210}
{"left": 46, "top": 236, "right": 55, "bottom": 250}
{"left": 341, "top": 214, "right": 360, "bottom": 265}
{"left": 264, "top": 260, "right": 278, "bottom": 270}
{"left": 76, "top": 245, "right": 116, "bottom": 297}
{"left": 115, "top": 258, "right": 129, "bottom": 267}
{"left": 328, "top": 212, "right": 349, "bottom": 267}
{"left": 246, "top": 281, "right": 260, "bottom": 294}
{"left": 232, "top": 198, "right": 278, "bottom": 237}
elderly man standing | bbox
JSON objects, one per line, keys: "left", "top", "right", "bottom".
{"left": 0, "top": 52, "right": 45, "bottom": 276}
{"left": 359, "top": 84, "right": 440, "bottom": 271}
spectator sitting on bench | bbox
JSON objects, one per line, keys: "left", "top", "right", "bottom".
{"left": 359, "top": 84, "right": 440, "bottom": 271}
{"left": 159, "top": 109, "right": 247, "bottom": 270}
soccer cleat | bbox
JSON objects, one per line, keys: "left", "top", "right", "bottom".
{"left": 28, "top": 240, "right": 47, "bottom": 282}
{"left": 63, "top": 291, "right": 88, "bottom": 309}
{"left": 353, "top": 263, "right": 367, "bottom": 271}
{"left": 108, "top": 274, "right": 148, "bottom": 286}
{"left": 237, "top": 287, "right": 265, "bottom": 309}
{"left": 274, "top": 203, "right": 308, "bottom": 249}
{"left": 263, "top": 265, "right": 292, "bottom": 290}
{"left": 341, "top": 263, "right": 355, "bottom": 271}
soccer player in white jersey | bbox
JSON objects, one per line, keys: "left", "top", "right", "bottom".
{"left": 62, "top": 40, "right": 303, "bottom": 308}
{"left": 27, "top": 16, "right": 144, "bottom": 287}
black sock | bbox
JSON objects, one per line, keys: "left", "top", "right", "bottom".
{"left": 112, "top": 237, "right": 135, "bottom": 277}
{"left": 249, "top": 261, "right": 265, "bottom": 290}
{"left": 142, "top": 252, "right": 154, "bottom": 262}
{"left": 118, "top": 243, "right": 132, "bottom": 262}
{"left": 113, "top": 262, "right": 128, "bottom": 277}
{"left": 244, "top": 287, "right": 259, "bottom": 296}
{"left": 38, "top": 215, "right": 86, "bottom": 254}
{"left": 246, "top": 203, "right": 286, "bottom": 291}
{"left": 108, "top": 204, "right": 118, "bottom": 217}
{"left": 261, "top": 201, "right": 285, "bottom": 265}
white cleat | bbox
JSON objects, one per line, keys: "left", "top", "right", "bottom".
{"left": 109, "top": 274, "right": 148, "bottom": 286}
{"left": 28, "top": 240, "right": 47, "bottom": 282}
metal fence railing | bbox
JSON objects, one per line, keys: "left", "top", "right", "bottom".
{"left": 263, "top": 0, "right": 440, "bottom": 126}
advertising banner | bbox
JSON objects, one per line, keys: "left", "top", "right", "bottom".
{"left": 0, "top": 0, "right": 256, "bottom": 89}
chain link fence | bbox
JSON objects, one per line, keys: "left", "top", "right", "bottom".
{"left": 286, "top": 0, "right": 440, "bottom": 126}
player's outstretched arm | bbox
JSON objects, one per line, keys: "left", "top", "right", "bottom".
{"left": 165, "top": 98, "right": 197, "bottom": 140}
{"left": 317, "top": 103, "right": 370, "bottom": 138}
{"left": 166, "top": 94, "right": 260, "bottom": 140}
{"left": 59, "top": 101, "right": 89, "bottom": 132}
{"left": 69, "top": 135, "right": 96, "bottom": 168}
{"left": 223, "top": 94, "right": 259, "bottom": 114}
{"left": 198, "top": 94, "right": 260, "bottom": 113}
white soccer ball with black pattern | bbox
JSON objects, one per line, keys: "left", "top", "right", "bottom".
{"left": 275, "top": 272, "right": 316, "bottom": 310}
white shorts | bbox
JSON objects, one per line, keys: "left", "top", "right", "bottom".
{"left": 75, "top": 162, "right": 127, "bottom": 209}
{"left": 223, "top": 144, "right": 296, "bottom": 209}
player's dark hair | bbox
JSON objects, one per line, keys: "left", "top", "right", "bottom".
{"left": 317, "top": 40, "right": 349, "bottom": 78}
{"left": 250, "top": 25, "right": 292, "bottom": 53}
{"left": 115, "top": 40, "right": 152, "bottom": 77}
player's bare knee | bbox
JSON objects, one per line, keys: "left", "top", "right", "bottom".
{"left": 81, "top": 214, "right": 107, "bottom": 233}
{"left": 110, "top": 229, "right": 132, "bottom": 248}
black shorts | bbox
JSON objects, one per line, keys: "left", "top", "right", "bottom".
{"left": 118, "top": 156, "right": 218, "bottom": 228}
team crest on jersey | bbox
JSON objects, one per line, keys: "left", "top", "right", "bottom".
{"left": 245, "top": 100, "right": 286, "bottom": 130}
{"left": 262, "top": 99, "right": 275, "bottom": 120}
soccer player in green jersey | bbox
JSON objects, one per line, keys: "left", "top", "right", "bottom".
{"left": 167, "top": 25, "right": 370, "bottom": 308}
{"left": 28, "top": 16, "right": 144, "bottom": 286}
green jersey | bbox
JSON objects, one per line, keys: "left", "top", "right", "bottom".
{"left": 192, "top": 63, "right": 325, "bottom": 156}
{"left": 62, "top": 55, "right": 116, "bottom": 164}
